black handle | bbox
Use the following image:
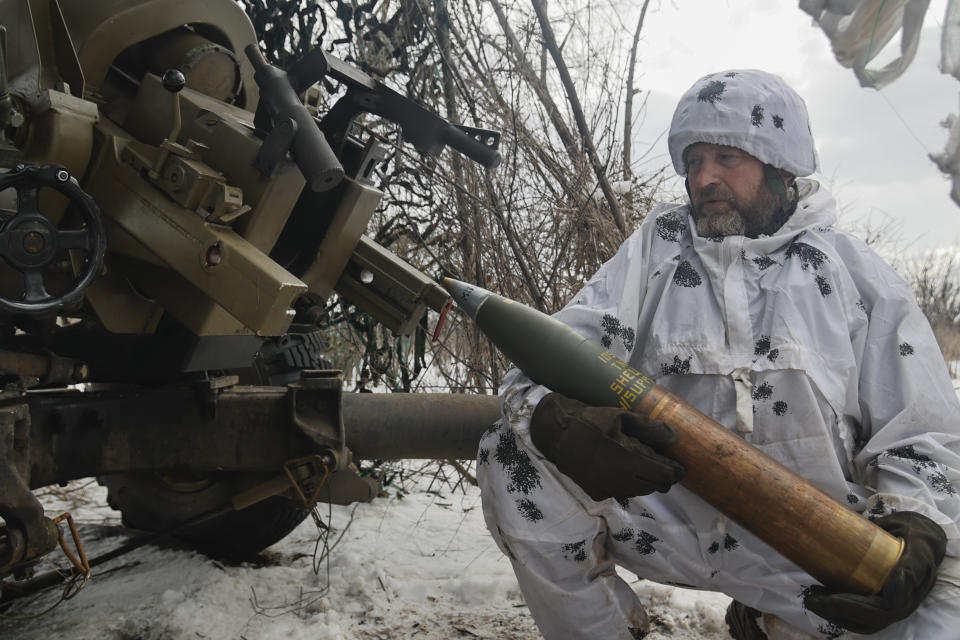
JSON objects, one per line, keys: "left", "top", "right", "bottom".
{"left": 245, "top": 45, "right": 344, "bottom": 192}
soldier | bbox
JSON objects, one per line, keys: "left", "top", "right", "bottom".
{"left": 477, "top": 70, "right": 960, "bottom": 639}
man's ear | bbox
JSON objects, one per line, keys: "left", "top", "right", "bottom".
{"left": 778, "top": 169, "right": 795, "bottom": 186}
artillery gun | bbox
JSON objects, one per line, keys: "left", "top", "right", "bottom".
{"left": 0, "top": 0, "right": 500, "bottom": 586}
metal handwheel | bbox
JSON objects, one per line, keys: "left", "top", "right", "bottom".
{"left": 0, "top": 164, "right": 106, "bottom": 315}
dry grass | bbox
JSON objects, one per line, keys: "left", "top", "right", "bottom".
{"left": 932, "top": 323, "right": 960, "bottom": 378}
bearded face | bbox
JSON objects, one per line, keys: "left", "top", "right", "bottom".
{"left": 691, "top": 180, "right": 781, "bottom": 238}
{"left": 684, "top": 143, "right": 783, "bottom": 238}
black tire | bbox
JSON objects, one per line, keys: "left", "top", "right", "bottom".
{"left": 99, "top": 331, "right": 332, "bottom": 558}
{"left": 250, "top": 330, "right": 334, "bottom": 386}
{"left": 99, "top": 471, "right": 310, "bottom": 560}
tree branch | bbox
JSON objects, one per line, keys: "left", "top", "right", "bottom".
{"left": 623, "top": 0, "right": 650, "bottom": 182}
{"left": 487, "top": 0, "right": 582, "bottom": 170}
{"left": 530, "top": 0, "right": 628, "bottom": 238}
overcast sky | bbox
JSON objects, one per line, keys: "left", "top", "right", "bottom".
{"left": 627, "top": 0, "right": 958, "bottom": 255}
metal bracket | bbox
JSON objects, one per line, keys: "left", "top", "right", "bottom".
{"left": 0, "top": 403, "right": 57, "bottom": 574}
{"left": 355, "top": 139, "right": 389, "bottom": 185}
{"left": 290, "top": 370, "right": 347, "bottom": 468}
{"left": 253, "top": 115, "right": 298, "bottom": 178}
{"left": 453, "top": 125, "right": 500, "bottom": 151}
{"left": 194, "top": 374, "right": 240, "bottom": 420}
{"left": 283, "top": 455, "right": 331, "bottom": 508}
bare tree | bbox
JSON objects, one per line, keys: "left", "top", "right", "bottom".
{"left": 530, "top": 0, "right": 627, "bottom": 237}
{"left": 237, "top": 0, "right": 669, "bottom": 396}
{"left": 623, "top": 0, "right": 651, "bottom": 181}
{"left": 906, "top": 251, "right": 960, "bottom": 376}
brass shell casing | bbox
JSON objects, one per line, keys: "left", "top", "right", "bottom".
{"left": 640, "top": 386, "right": 903, "bottom": 594}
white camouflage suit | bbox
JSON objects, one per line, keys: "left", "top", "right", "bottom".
{"left": 477, "top": 71, "right": 960, "bottom": 640}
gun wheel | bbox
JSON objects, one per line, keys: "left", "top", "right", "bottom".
{"left": 98, "top": 471, "right": 310, "bottom": 560}
{"left": 98, "top": 331, "right": 335, "bottom": 558}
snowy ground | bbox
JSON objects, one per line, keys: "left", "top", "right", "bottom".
{"left": 9, "top": 383, "right": 960, "bottom": 638}
{"left": 1, "top": 464, "right": 731, "bottom": 639}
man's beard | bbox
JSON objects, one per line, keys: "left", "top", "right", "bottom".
{"left": 692, "top": 183, "right": 781, "bottom": 238}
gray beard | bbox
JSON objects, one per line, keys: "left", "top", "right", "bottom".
{"left": 694, "top": 208, "right": 746, "bottom": 237}
{"left": 692, "top": 186, "right": 781, "bottom": 238}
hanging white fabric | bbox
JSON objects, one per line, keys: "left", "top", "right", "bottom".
{"left": 800, "top": 0, "right": 960, "bottom": 207}
{"left": 931, "top": 1, "right": 960, "bottom": 206}
{"left": 799, "top": 0, "right": 930, "bottom": 89}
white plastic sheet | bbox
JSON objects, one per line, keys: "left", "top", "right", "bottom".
{"left": 801, "top": 0, "right": 960, "bottom": 206}
{"left": 800, "top": 0, "right": 930, "bottom": 89}
{"left": 931, "top": 1, "right": 960, "bottom": 205}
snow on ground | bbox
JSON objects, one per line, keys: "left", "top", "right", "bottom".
{"left": 1, "top": 466, "right": 731, "bottom": 639}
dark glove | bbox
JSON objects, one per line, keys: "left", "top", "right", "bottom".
{"left": 529, "top": 392, "right": 685, "bottom": 501}
{"left": 803, "top": 511, "right": 947, "bottom": 635}
{"left": 725, "top": 600, "right": 768, "bottom": 640}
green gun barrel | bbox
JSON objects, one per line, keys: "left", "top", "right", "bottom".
{"left": 442, "top": 277, "right": 903, "bottom": 595}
